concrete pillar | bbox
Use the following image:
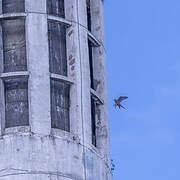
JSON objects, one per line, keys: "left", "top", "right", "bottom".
{"left": 26, "top": 1, "right": 51, "bottom": 135}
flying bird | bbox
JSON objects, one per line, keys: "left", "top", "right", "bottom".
{"left": 114, "top": 96, "right": 128, "bottom": 109}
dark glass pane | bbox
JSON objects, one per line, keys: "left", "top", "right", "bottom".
{"left": 2, "top": 0, "right": 25, "bottom": 13}
{"left": 2, "top": 19, "right": 27, "bottom": 72}
{"left": 51, "top": 80, "right": 70, "bottom": 131}
{"left": 91, "top": 97, "right": 96, "bottom": 146}
{"left": 87, "top": 0, "right": 91, "bottom": 31}
{"left": 47, "top": 0, "right": 65, "bottom": 18}
{"left": 5, "top": 78, "right": 29, "bottom": 128}
{"left": 48, "top": 21, "right": 67, "bottom": 76}
{"left": 88, "top": 40, "right": 94, "bottom": 89}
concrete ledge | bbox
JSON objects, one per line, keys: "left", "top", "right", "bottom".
{"left": 0, "top": 13, "right": 26, "bottom": 19}
{"left": 50, "top": 73, "right": 74, "bottom": 85}
{"left": 88, "top": 31, "right": 101, "bottom": 47}
{"left": 0, "top": 131, "right": 111, "bottom": 177}
{"left": 90, "top": 88, "right": 104, "bottom": 104}
{"left": 48, "top": 15, "right": 72, "bottom": 27}
{"left": 0, "top": 71, "right": 29, "bottom": 79}
{"left": 3, "top": 126, "right": 30, "bottom": 136}
{"left": 51, "top": 128, "right": 80, "bottom": 144}
{"left": 0, "top": 168, "right": 80, "bottom": 180}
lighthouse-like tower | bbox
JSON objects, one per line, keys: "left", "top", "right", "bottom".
{"left": 0, "top": 0, "right": 111, "bottom": 179}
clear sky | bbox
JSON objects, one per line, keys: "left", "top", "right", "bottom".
{"left": 104, "top": 0, "right": 180, "bottom": 179}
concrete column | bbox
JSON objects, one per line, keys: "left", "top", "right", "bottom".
{"left": 76, "top": 0, "right": 93, "bottom": 149}
{"left": 26, "top": 2, "right": 51, "bottom": 135}
{"left": 25, "top": 0, "right": 46, "bottom": 13}
{"left": 65, "top": 1, "right": 87, "bottom": 179}
{"left": 91, "top": 0, "right": 111, "bottom": 175}
{"left": 64, "top": 0, "right": 83, "bottom": 143}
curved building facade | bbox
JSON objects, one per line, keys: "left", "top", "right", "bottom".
{"left": 0, "top": 0, "right": 111, "bottom": 179}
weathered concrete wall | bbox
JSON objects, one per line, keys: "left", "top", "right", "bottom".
{"left": 0, "top": 130, "right": 110, "bottom": 180}
{"left": 0, "top": 0, "right": 111, "bottom": 179}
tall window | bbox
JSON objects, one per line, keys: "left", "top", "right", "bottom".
{"left": 2, "top": 19, "right": 27, "bottom": 72}
{"left": 5, "top": 78, "right": 29, "bottom": 128}
{"left": 48, "top": 19, "right": 70, "bottom": 131}
{"left": 2, "top": 0, "right": 25, "bottom": 14}
{"left": 1, "top": 14, "right": 29, "bottom": 128}
{"left": 47, "top": 0, "right": 65, "bottom": 18}
{"left": 91, "top": 96, "right": 97, "bottom": 146}
{"left": 48, "top": 21, "right": 67, "bottom": 76}
{"left": 51, "top": 80, "right": 70, "bottom": 131}
{"left": 88, "top": 39, "right": 94, "bottom": 89}
{"left": 86, "top": 0, "right": 91, "bottom": 31}
{"left": 88, "top": 22, "right": 97, "bottom": 146}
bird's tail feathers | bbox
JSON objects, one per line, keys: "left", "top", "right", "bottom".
{"left": 120, "top": 104, "right": 126, "bottom": 109}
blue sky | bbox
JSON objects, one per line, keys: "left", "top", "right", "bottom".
{"left": 104, "top": 0, "right": 180, "bottom": 179}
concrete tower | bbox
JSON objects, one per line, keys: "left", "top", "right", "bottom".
{"left": 0, "top": 0, "right": 111, "bottom": 179}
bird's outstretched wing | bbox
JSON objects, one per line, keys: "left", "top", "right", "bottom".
{"left": 117, "top": 96, "right": 128, "bottom": 103}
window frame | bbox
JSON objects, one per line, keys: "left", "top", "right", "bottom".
{"left": 48, "top": 20, "right": 68, "bottom": 76}
{"left": 1, "top": 17, "right": 27, "bottom": 73}
{"left": 4, "top": 77, "right": 29, "bottom": 128}
{"left": 0, "top": 13, "right": 29, "bottom": 134}
{"left": 50, "top": 78, "right": 70, "bottom": 131}
{"left": 47, "top": 14, "right": 73, "bottom": 132}
{"left": 88, "top": 35, "right": 103, "bottom": 147}
{"left": 90, "top": 89, "right": 103, "bottom": 147}
{"left": 0, "top": 73, "right": 29, "bottom": 133}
